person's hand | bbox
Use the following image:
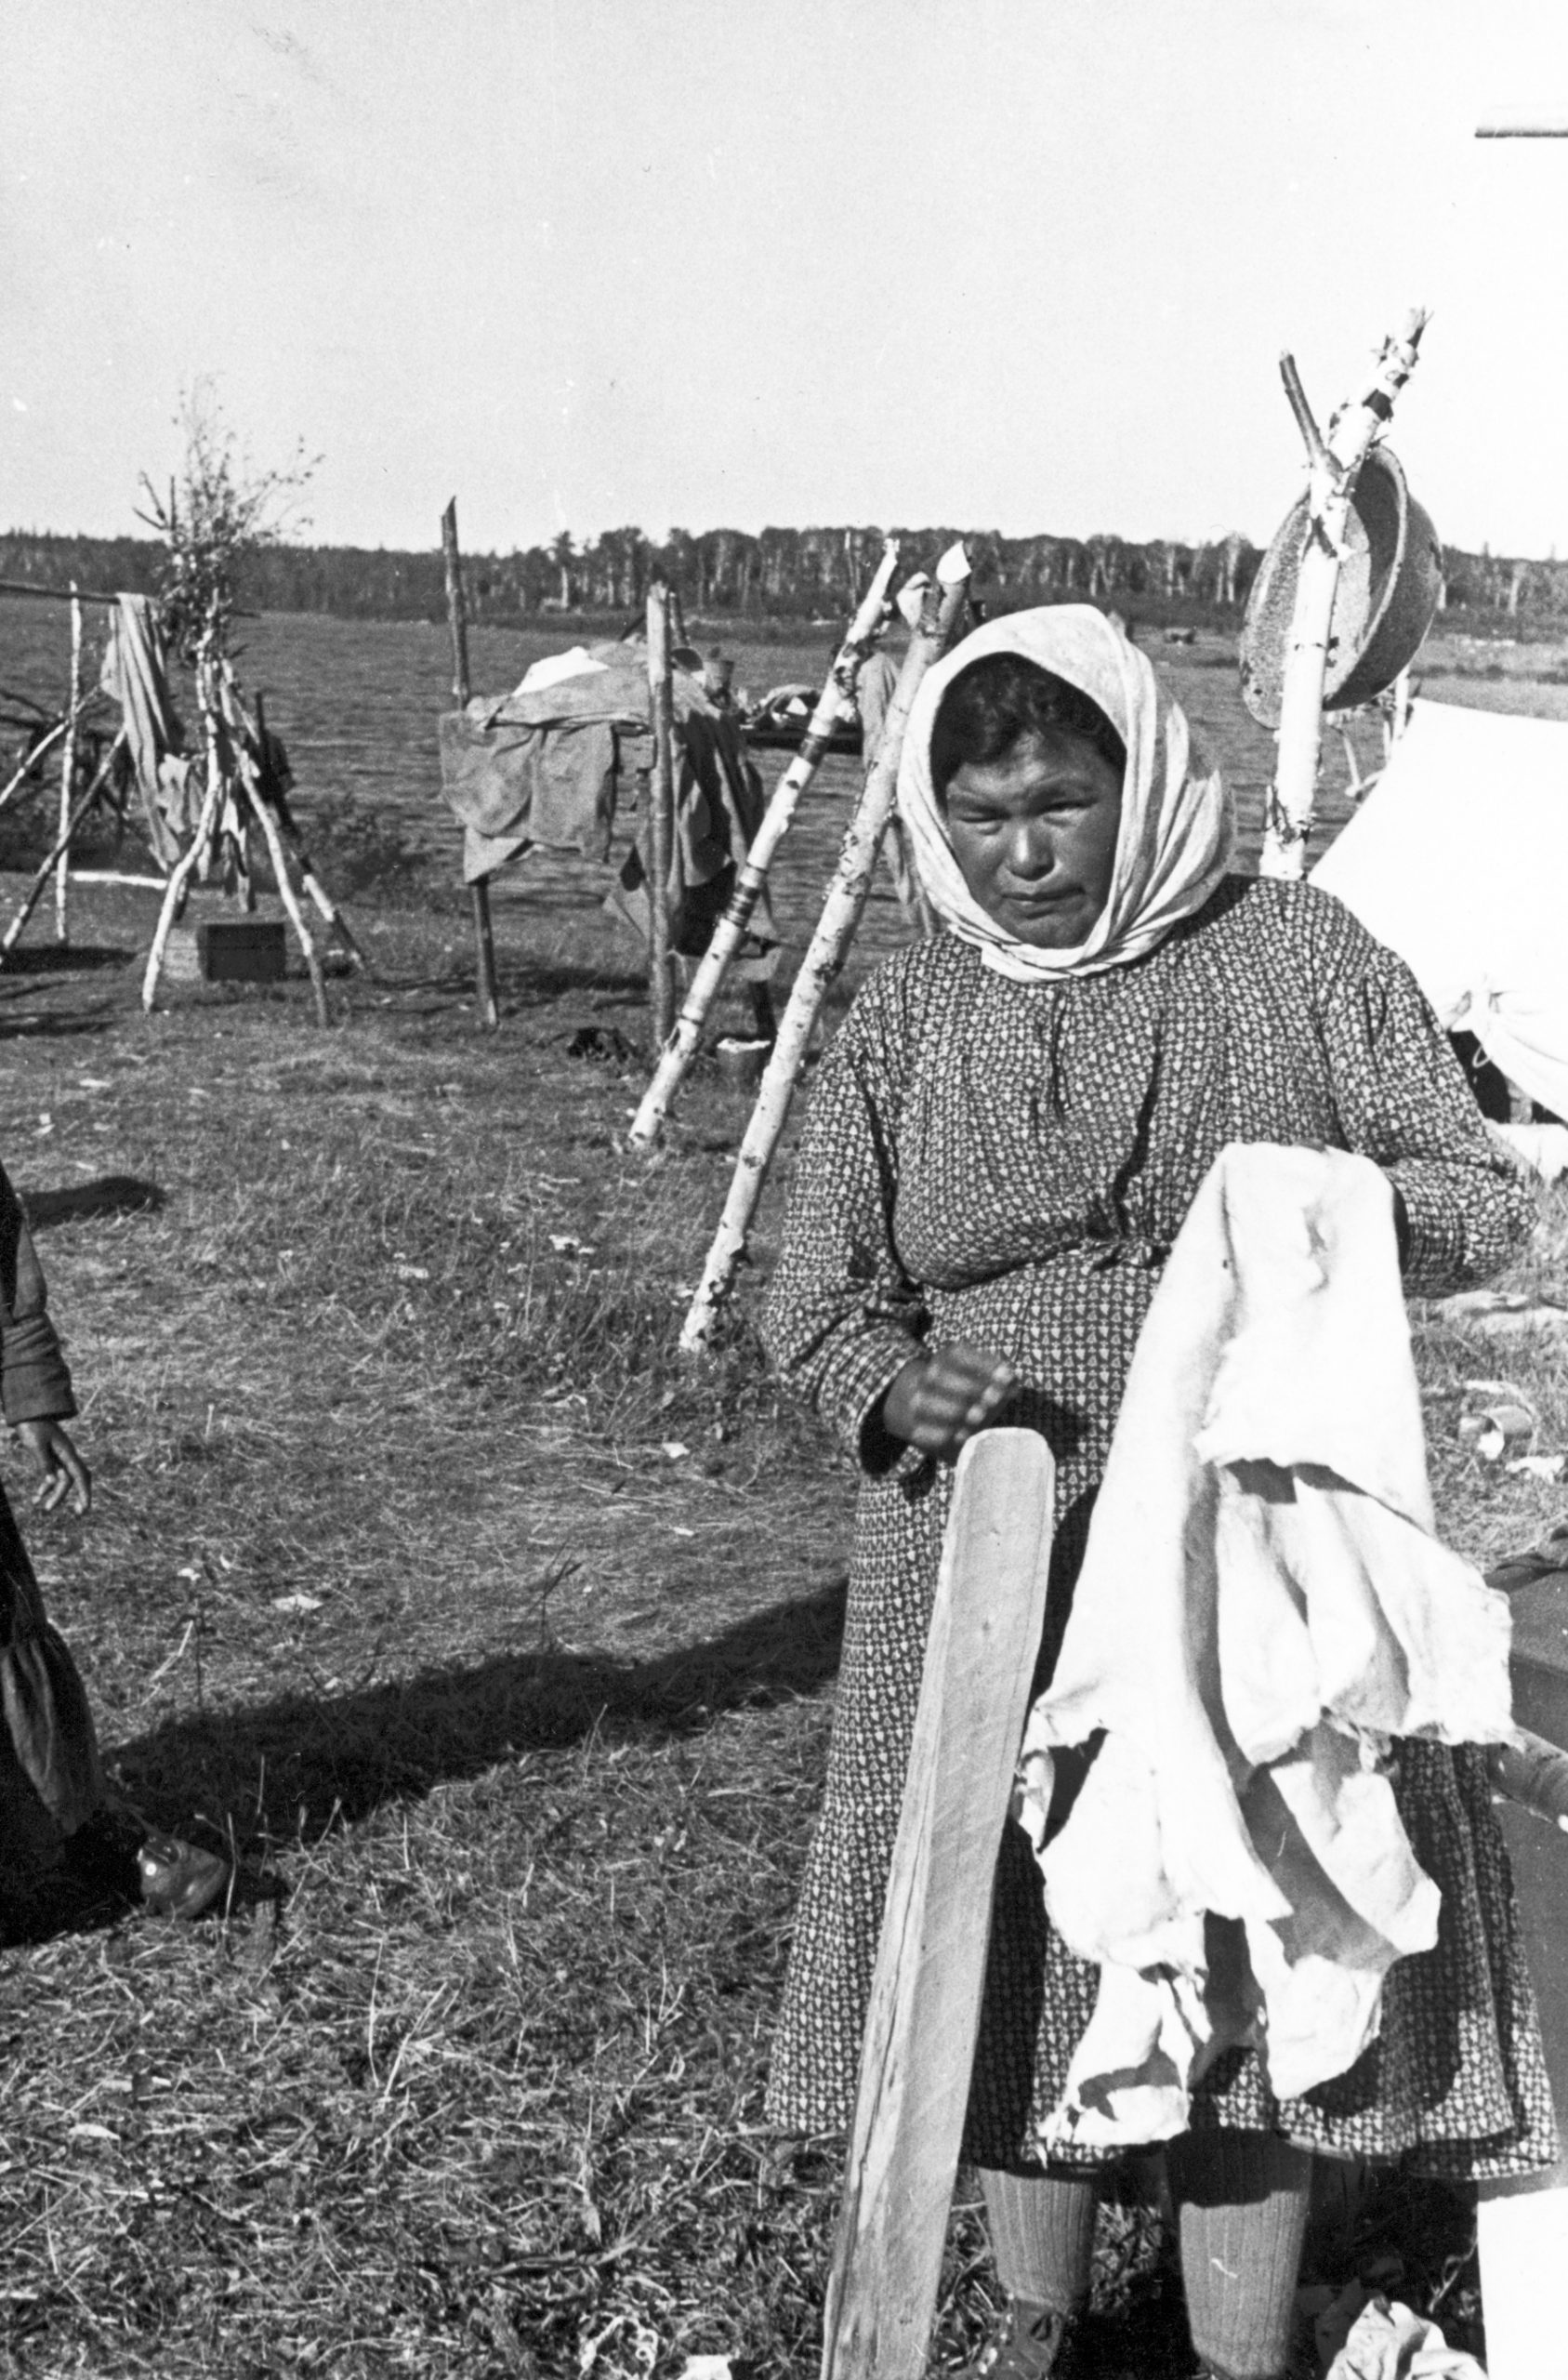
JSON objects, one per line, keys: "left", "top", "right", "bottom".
{"left": 879, "top": 1341, "right": 1018, "bottom": 1461}
{"left": 15, "top": 1420, "right": 91, "bottom": 1516}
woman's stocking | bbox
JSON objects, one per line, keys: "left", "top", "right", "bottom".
{"left": 1166, "top": 2132, "right": 1312, "bottom": 2380}
{"left": 978, "top": 2166, "right": 1099, "bottom": 2312}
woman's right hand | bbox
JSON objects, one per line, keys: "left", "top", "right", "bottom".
{"left": 879, "top": 1340, "right": 1018, "bottom": 1460}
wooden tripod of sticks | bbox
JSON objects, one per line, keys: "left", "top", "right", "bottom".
{"left": 139, "top": 655, "right": 364, "bottom": 1025}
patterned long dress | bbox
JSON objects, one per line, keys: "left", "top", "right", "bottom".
{"left": 761, "top": 876, "right": 1558, "bottom": 2181}
{"left": 0, "top": 1161, "right": 102, "bottom": 1885}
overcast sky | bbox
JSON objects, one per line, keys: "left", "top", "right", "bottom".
{"left": 5, "top": 0, "right": 1568, "bottom": 559}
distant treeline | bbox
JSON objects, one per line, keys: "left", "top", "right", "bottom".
{"left": 1, "top": 524, "right": 1561, "bottom": 629}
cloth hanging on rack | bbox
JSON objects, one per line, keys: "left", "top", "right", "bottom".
{"left": 440, "top": 643, "right": 776, "bottom": 955}
{"left": 441, "top": 713, "right": 621, "bottom": 878}
{"left": 98, "top": 596, "right": 190, "bottom": 857}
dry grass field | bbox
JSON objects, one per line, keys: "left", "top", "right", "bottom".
{"left": 0, "top": 597, "right": 1563, "bottom": 2376}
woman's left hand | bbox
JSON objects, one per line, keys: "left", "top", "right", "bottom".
{"left": 15, "top": 1419, "right": 92, "bottom": 1516}
{"left": 880, "top": 1340, "right": 1018, "bottom": 1460}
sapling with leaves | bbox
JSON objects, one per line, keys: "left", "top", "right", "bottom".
{"left": 136, "top": 383, "right": 319, "bottom": 676}
{"left": 134, "top": 389, "right": 361, "bottom": 1017}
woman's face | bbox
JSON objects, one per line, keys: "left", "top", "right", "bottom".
{"left": 942, "top": 726, "right": 1124, "bottom": 949}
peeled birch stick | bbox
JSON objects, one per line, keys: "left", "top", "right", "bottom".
{"left": 0, "top": 730, "right": 128, "bottom": 964}
{"left": 54, "top": 588, "right": 82, "bottom": 943}
{"left": 0, "top": 708, "right": 82, "bottom": 823}
{"left": 71, "top": 872, "right": 170, "bottom": 891}
{"left": 284, "top": 835, "right": 368, "bottom": 967}
{"left": 251, "top": 792, "right": 330, "bottom": 1027}
{"left": 142, "top": 769, "right": 225, "bottom": 1010}
{"left": 252, "top": 691, "right": 367, "bottom": 971}
{"left": 680, "top": 545, "right": 969, "bottom": 1356}
{"left": 1259, "top": 311, "right": 1427, "bottom": 881}
{"left": 627, "top": 540, "right": 902, "bottom": 1149}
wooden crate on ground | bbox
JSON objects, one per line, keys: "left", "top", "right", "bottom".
{"left": 197, "top": 919, "right": 287, "bottom": 982}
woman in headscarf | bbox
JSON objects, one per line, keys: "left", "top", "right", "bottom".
{"left": 761, "top": 608, "right": 1556, "bottom": 2380}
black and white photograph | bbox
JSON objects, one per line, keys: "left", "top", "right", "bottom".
{"left": 4, "top": 5, "right": 1568, "bottom": 2373}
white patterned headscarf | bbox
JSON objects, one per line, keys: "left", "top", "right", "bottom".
{"left": 897, "top": 606, "right": 1234, "bottom": 982}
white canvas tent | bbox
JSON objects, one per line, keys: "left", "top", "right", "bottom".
{"left": 1311, "top": 698, "right": 1568, "bottom": 1122}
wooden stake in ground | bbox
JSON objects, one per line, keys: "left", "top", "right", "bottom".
{"left": 820, "top": 1429, "right": 1057, "bottom": 2380}
{"left": 1258, "top": 312, "right": 1427, "bottom": 879}
{"left": 627, "top": 539, "right": 901, "bottom": 1149}
{"left": 54, "top": 585, "right": 83, "bottom": 943}
{"left": 680, "top": 545, "right": 969, "bottom": 1356}
{"left": 443, "top": 498, "right": 499, "bottom": 1030}
{"left": 646, "top": 581, "right": 677, "bottom": 1054}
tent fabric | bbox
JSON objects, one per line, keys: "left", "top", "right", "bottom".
{"left": 1311, "top": 700, "right": 1568, "bottom": 1121}
{"left": 1015, "top": 1142, "right": 1514, "bottom": 2152}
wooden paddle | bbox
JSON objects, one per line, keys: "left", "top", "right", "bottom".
{"left": 821, "top": 1427, "right": 1058, "bottom": 2380}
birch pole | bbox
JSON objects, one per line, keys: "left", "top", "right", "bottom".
{"left": 254, "top": 689, "right": 368, "bottom": 970}
{"left": 0, "top": 712, "right": 76, "bottom": 821}
{"left": 142, "top": 769, "right": 223, "bottom": 1010}
{"left": 627, "top": 539, "right": 901, "bottom": 1148}
{"left": 250, "top": 787, "right": 331, "bottom": 1027}
{"left": 1258, "top": 312, "right": 1427, "bottom": 879}
{"left": 443, "top": 499, "right": 499, "bottom": 1030}
{"left": 0, "top": 730, "right": 127, "bottom": 963}
{"left": 54, "top": 586, "right": 82, "bottom": 942}
{"left": 646, "top": 581, "right": 677, "bottom": 1053}
{"left": 680, "top": 543, "right": 969, "bottom": 1356}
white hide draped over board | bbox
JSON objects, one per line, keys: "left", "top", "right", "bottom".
{"left": 1015, "top": 1144, "right": 1514, "bottom": 2151}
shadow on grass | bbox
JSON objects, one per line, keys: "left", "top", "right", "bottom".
{"left": 0, "top": 1005, "right": 118, "bottom": 1042}
{"left": 0, "top": 943, "right": 135, "bottom": 975}
{"left": 112, "top": 1574, "right": 848, "bottom": 1848}
{"left": 386, "top": 952, "right": 649, "bottom": 1007}
{"left": 22, "top": 1174, "right": 165, "bottom": 1229}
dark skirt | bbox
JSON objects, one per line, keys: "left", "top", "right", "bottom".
{"left": 0, "top": 1486, "right": 103, "bottom": 1881}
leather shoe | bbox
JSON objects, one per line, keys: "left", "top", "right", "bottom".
{"left": 961, "top": 2301, "right": 1087, "bottom": 2380}
{"left": 137, "top": 1832, "right": 229, "bottom": 1920}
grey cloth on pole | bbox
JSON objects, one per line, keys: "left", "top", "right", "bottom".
{"left": 439, "top": 644, "right": 777, "bottom": 953}
{"left": 98, "top": 595, "right": 190, "bottom": 857}
{"left": 439, "top": 711, "right": 620, "bottom": 879}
